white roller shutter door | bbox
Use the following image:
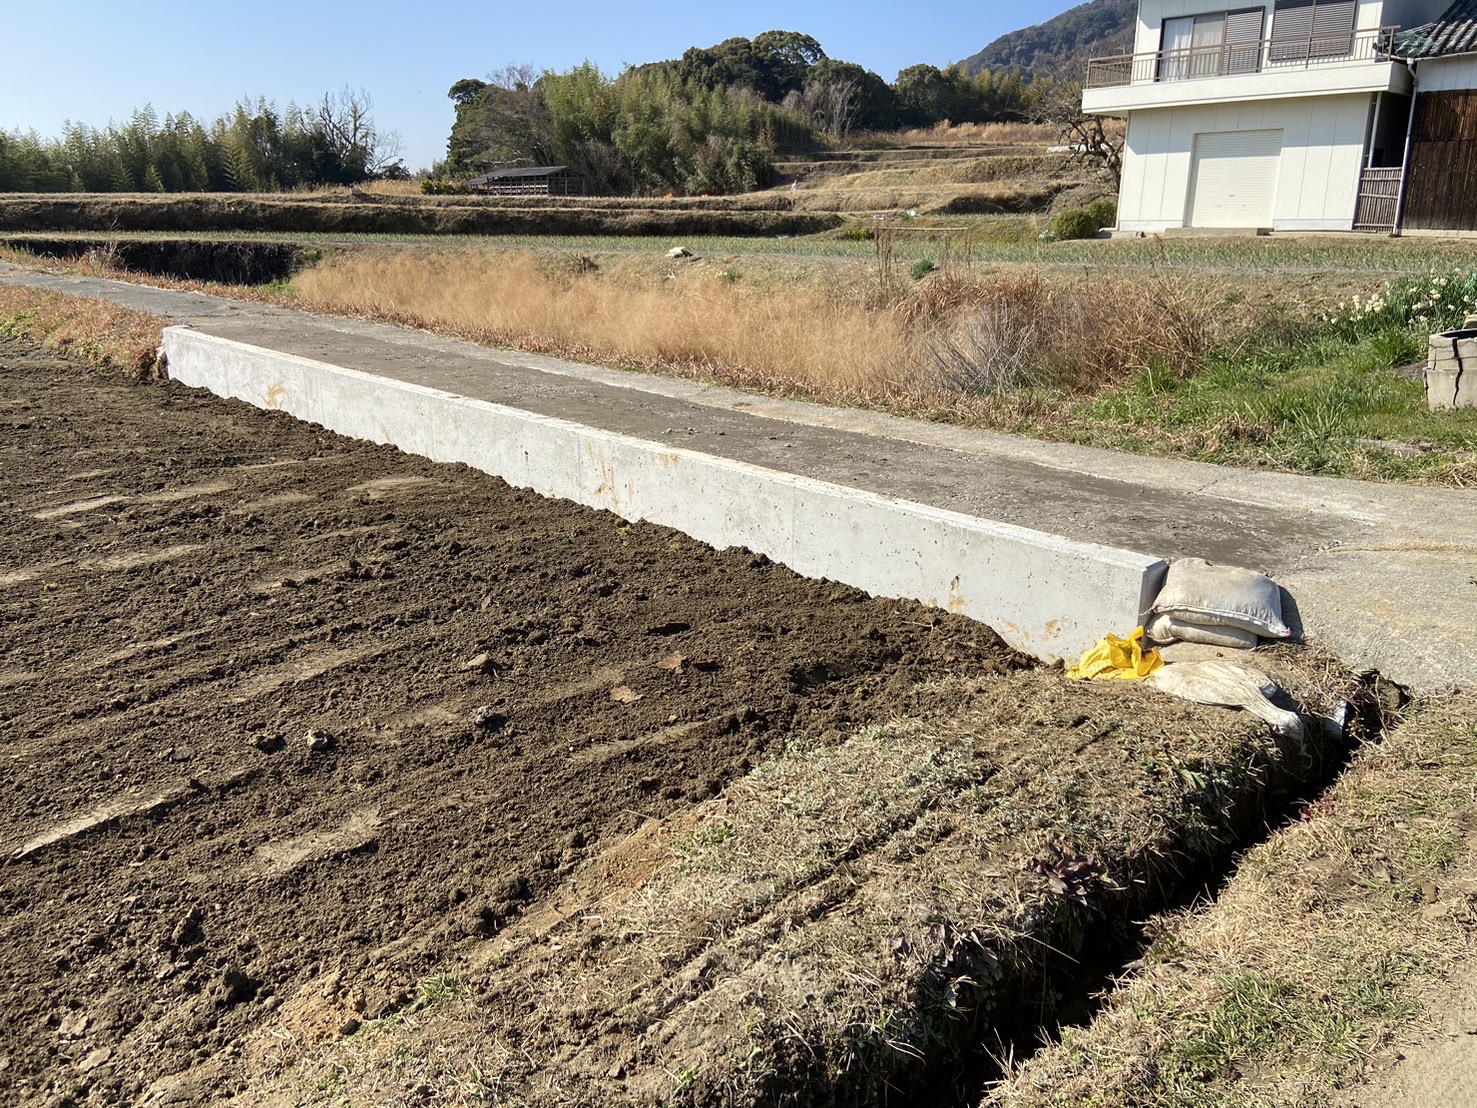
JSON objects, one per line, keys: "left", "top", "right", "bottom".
{"left": 1186, "top": 129, "right": 1283, "bottom": 228}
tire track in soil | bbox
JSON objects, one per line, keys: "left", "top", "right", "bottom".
{"left": 0, "top": 339, "right": 1027, "bottom": 1105}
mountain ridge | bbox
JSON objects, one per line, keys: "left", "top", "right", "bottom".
{"left": 959, "top": 0, "right": 1138, "bottom": 80}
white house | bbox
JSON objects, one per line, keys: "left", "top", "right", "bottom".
{"left": 1082, "top": 0, "right": 1477, "bottom": 233}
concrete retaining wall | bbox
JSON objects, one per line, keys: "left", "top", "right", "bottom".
{"left": 162, "top": 327, "right": 1167, "bottom": 662}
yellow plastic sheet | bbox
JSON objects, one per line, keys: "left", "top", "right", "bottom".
{"left": 1066, "top": 626, "right": 1164, "bottom": 682}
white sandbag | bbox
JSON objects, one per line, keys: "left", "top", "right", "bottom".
{"left": 1152, "top": 558, "right": 1291, "bottom": 639}
{"left": 1146, "top": 660, "right": 1304, "bottom": 741}
{"left": 1144, "top": 613, "right": 1259, "bottom": 651}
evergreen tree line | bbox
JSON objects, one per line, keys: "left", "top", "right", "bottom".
{"left": 0, "top": 89, "right": 404, "bottom": 193}
{"left": 443, "top": 31, "right": 1050, "bottom": 195}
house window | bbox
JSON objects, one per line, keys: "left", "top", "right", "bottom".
{"left": 1158, "top": 9, "right": 1266, "bottom": 81}
{"left": 1270, "top": 0, "right": 1356, "bottom": 61}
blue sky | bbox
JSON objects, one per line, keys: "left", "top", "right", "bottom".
{"left": 0, "top": 1, "right": 1072, "bottom": 171}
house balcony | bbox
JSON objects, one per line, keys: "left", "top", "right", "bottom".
{"left": 1082, "top": 26, "right": 1411, "bottom": 114}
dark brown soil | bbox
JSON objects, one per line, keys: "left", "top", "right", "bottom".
{"left": 0, "top": 339, "right": 1024, "bottom": 1106}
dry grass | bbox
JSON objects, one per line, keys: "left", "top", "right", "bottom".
{"left": 0, "top": 284, "right": 166, "bottom": 377}
{"left": 879, "top": 121, "right": 1126, "bottom": 150}
{"left": 289, "top": 250, "right": 1224, "bottom": 408}
{"left": 886, "top": 122, "right": 1066, "bottom": 148}
{"left": 234, "top": 655, "right": 1364, "bottom": 1106}
{"left": 913, "top": 271, "right": 1217, "bottom": 393}
{"left": 800, "top": 157, "right": 1068, "bottom": 192}
{"left": 320, "top": 179, "right": 423, "bottom": 198}
{"left": 790, "top": 151, "right": 1089, "bottom": 216}
{"left": 986, "top": 692, "right": 1477, "bottom": 1108}
{"left": 793, "top": 182, "right": 1065, "bottom": 215}
{"left": 293, "top": 250, "right": 914, "bottom": 401}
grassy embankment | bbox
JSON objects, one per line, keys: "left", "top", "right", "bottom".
{"left": 0, "top": 283, "right": 166, "bottom": 376}
{"left": 279, "top": 241, "right": 1477, "bottom": 485}
{"left": 0, "top": 192, "right": 845, "bottom": 236}
{"left": 987, "top": 692, "right": 1477, "bottom": 1108}
{"left": 219, "top": 654, "right": 1369, "bottom": 1105}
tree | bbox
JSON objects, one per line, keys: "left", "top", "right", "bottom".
{"left": 893, "top": 64, "right": 954, "bottom": 126}
{"left": 0, "top": 89, "right": 401, "bottom": 193}
{"left": 445, "top": 68, "right": 555, "bottom": 175}
{"left": 752, "top": 30, "right": 826, "bottom": 95}
{"left": 313, "top": 87, "right": 403, "bottom": 180}
{"left": 679, "top": 37, "right": 782, "bottom": 99}
{"left": 807, "top": 60, "right": 895, "bottom": 131}
{"left": 448, "top": 79, "right": 488, "bottom": 108}
{"left": 1032, "top": 79, "right": 1122, "bottom": 186}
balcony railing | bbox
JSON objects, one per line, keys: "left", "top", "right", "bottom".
{"left": 1085, "top": 26, "right": 1398, "bottom": 90}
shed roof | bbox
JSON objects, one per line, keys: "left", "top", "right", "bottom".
{"left": 1393, "top": 0, "right": 1477, "bottom": 59}
{"left": 467, "top": 165, "right": 575, "bottom": 183}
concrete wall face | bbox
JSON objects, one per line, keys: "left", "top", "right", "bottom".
{"left": 162, "top": 328, "right": 1169, "bottom": 664}
{"left": 1084, "top": 62, "right": 1405, "bottom": 113}
{"left": 1118, "top": 93, "right": 1371, "bottom": 230}
{"left": 1417, "top": 56, "right": 1477, "bottom": 93}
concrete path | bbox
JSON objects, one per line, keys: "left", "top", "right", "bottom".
{"left": 4, "top": 260, "right": 1474, "bottom": 690}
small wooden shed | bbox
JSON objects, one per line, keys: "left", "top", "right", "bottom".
{"left": 466, "top": 166, "right": 589, "bottom": 197}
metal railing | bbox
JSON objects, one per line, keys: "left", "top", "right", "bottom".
{"left": 469, "top": 179, "right": 589, "bottom": 197}
{"left": 1085, "top": 26, "right": 1398, "bottom": 89}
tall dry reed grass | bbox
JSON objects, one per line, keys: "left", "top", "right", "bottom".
{"left": 290, "top": 251, "right": 1223, "bottom": 409}
{"left": 303, "top": 180, "right": 423, "bottom": 198}
{"left": 913, "top": 271, "right": 1216, "bottom": 394}
{"left": 293, "top": 252, "right": 915, "bottom": 401}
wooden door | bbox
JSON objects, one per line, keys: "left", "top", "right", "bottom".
{"left": 1405, "top": 90, "right": 1477, "bottom": 232}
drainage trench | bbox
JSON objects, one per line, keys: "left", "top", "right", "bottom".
{"left": 923, "top": 674, "right": 1397, "bottom": 1107}
{"left": 2, "top": 237, "right": 309, "bottom": 284}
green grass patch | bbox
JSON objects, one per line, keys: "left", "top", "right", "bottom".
{"left": 8, "top": 223, "right": 1477, "bottom": 273}
{"left": 1026, "top": 288, "right": 1477, "bottom": 483}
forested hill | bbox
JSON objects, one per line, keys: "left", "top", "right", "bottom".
{"left": 959, "top": 0, "right": 1137, "bottom": 80}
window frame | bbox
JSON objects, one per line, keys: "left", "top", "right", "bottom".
{"left": 1157, "top": 8, "right": 1268, "bottom": 82}
{"left": 1269, "top": 0, "right": 1356, "bottom": 62}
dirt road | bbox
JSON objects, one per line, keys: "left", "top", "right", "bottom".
{"left": 0, "top": 340, "right": 1022, "bottom": 1105}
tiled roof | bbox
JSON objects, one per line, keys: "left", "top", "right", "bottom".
{"left": 1393, "top": 0, "right": 1477, "bottom": 59}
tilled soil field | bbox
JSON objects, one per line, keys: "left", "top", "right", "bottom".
{"left": 0, "top": 340, "right": 1023, "bottom": 1105}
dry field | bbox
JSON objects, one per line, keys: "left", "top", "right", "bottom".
{"left": 1, "top": 335, "right": 1371, "bottom": 1107}
{"left": 0, "top": 337, "right": 1010, "bottom": 1104}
